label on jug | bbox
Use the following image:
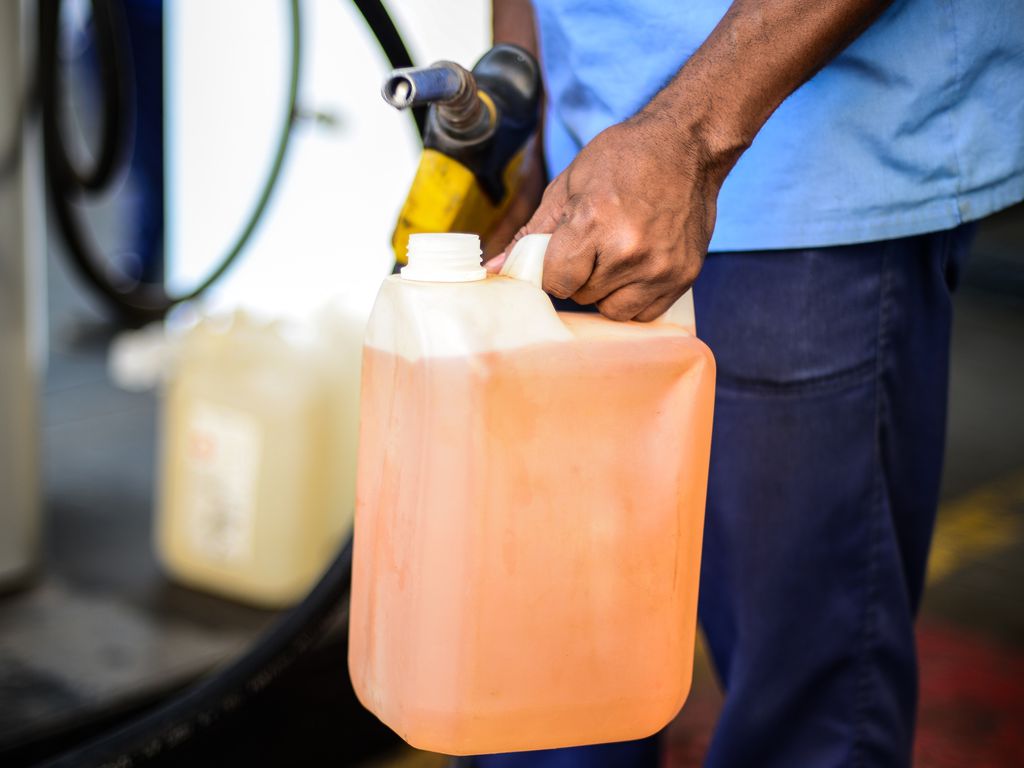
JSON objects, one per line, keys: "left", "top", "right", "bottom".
{"left": 183, "top": 401, "right": 261, "bottom": 564}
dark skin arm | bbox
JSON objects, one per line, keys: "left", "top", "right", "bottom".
{"left": 490, "top": 0, "right": 893, "bottom": 321}
{"left": 485, "top": 0, "right": 546, "bottom": 258}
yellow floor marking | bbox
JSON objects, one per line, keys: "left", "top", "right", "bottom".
{"left": 927, "top": 472, "right": 1024, "bottom": 585}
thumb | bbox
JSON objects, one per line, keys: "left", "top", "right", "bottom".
{"left": 485, "top": 173, "right": 568, "bottom": 272}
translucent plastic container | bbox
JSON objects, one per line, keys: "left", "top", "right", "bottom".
{"left": 156, "top": 310, "right": 365, "bottom": 607}
{"left": 349, "top": 233, "right": 716, "bottom": 754}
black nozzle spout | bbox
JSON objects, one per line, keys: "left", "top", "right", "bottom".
{"left": 382, "top": 61, "right": 492, "bottom": 140}
{"left": 382, "top": 62, "right": 465, "bottom": 109}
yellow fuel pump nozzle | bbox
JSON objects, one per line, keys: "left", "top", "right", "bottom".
{"left": 383, "top": 45, "right": 542, "bottom": 265}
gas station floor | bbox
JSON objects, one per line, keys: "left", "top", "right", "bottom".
{"left": 1, "top": 206, "right": 1021, "bottom": 767}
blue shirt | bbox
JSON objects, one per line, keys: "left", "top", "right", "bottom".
{"left": 533, "top": 1, "right": 1024, "bottom": 251}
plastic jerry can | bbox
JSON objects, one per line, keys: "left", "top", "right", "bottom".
{"left": 156, "top": 311, "right": 359, "bottom": 607}
{"left": 349, "top": 233, "right": 716, "bottom": 754}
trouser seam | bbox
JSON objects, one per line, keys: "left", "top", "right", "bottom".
{"left": 850, "top": 249, "right": 891, "bottom": 768}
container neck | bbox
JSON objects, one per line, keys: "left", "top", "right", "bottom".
{"left": 401, "top": 233, "right": 486, "bottom": 283}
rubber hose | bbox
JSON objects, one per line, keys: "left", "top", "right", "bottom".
{"left": 40, "top": 0, "right": 301, "bottom": 324}
{"left": 351, "top": 0, "right": 426, "bottom": 135}
{"left": 47, "top": 0, "right": 133, "bottom": 193}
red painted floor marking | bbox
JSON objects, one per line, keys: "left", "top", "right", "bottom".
{"left": 915, "top": 620, "right": 1024, "bottom": 768}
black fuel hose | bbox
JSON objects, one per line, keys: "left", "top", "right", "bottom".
{"left": 42, "top": 0, "right": 423, "bottom": 325}
{"left": 36, "top": 2, "right": 424, "bottom": 765}
{"left": 352, "top": 0, "right": 427, "bottom": 136}
{"left": 39, "top": 0, "right": 301, "bottom": 325}
{"left": 43, "top": 0, "right": 132, "bottom": 194}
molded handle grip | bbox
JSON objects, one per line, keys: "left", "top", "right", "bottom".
{"left": 500, "top": 234, "right": 697, "bottom": 334}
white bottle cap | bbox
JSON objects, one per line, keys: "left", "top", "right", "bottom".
{"left": 401, "top": 233, "right": 487, "bottom": 283}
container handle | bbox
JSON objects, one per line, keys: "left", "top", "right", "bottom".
{"left": 501, "top": 234, "right": 697, "bottom": 334}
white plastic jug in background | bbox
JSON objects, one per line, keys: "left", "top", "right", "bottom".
{"left": 349, "top": 233, "right": 716, "bottom": 754}
{"left": 155, "top": 303, "right": 370, "bottom": 607}
{"left": 315, "top": 281, "right": 381, "bottom": 547}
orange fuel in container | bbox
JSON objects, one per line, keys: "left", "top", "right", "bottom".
{"left": 348, "top": 233, "right": 715, "bottom": 755}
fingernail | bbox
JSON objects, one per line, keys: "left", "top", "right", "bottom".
{"left": 484, "top": 253, "right": 507, "bottom": 273}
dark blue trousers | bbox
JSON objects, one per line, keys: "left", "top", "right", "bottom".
{"left": 471, "top": 225, "right": 974, "bottom": 768}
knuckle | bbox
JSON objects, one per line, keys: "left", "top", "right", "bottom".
{"left": 613, "top": 223, "right": 645, "bottom": 256}
{"left": 540, "top": 175, "right": 565, "bottom": 205}
{"left": 648, "top": 250, "right": 698, "bottom": 286}
{"left": 679, "top": 259, "right": 702, "bottom": 286}
{"left": 646, "top": 253, "right": 676, "bottom": 280}
{"left": 566, "top": 194, "right": 599, "bottom": 227}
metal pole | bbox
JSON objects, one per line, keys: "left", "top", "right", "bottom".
{"left": 0, "top": 0, "right": 45, "bottom": 589}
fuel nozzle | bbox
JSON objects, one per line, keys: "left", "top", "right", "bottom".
{"left": 382, "top": 62, "right": 494, "bottom": 141}
{"left": 384, "top": 45, "right": 542, "bottom": 265}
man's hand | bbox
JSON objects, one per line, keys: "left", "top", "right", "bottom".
{"left": 489, "top": 0, "right": 892, "bottom": 321}
{"left": 489, "top": 113, "right": 731, "bottom": 322}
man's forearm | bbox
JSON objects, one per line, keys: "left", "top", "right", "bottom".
{"left": 493, "top": 0, "right": 538, "bottom": 55}
{"left": 639, "top": 0, "right": 893, "bottom": 180}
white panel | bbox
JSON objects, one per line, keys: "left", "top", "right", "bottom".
{"left": 166, "top": 0, "right": 489, "bottom": 319}
{"left": 382, "top": 0, "right": 490, "bottom": 69}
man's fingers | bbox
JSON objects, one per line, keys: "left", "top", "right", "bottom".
{"left": 572, "top": 263, "right": 631, "bottom": 306}
{"left": 594, "top": 284, "right": 664, "bottom": 322}
{"left": 564, "top": 216, "right": 653, "bottom": 305}
{"left": 543, "top": 213, "right": 597, "bottom": 298}
{"left": 487, "top": 173, "right": 569, "bottom": 272}
{"left": 491, "top": 174, "right": 600, "bottom": 299}
{"left": 484, "top": 251, "right": 509, "bottom": 273}
{"left": 483, "top": 207, "right": 529, "bottom": 262}
{"left": 633, "top": 292, "right": 681, "bottom": 323}
{"left": 524, "top": 171, "right": 569, "bottom": 233}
